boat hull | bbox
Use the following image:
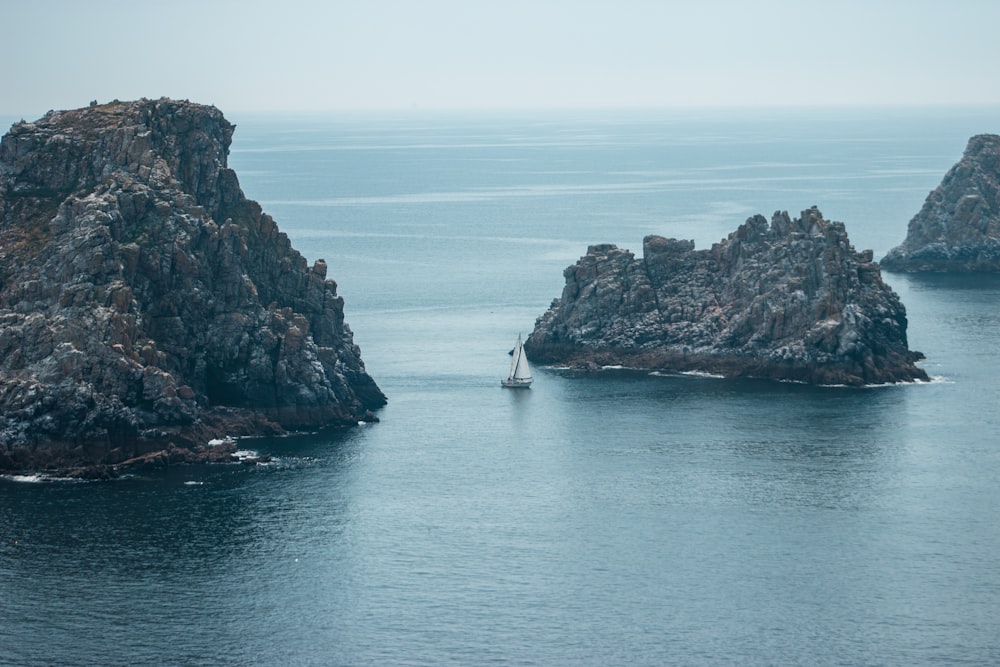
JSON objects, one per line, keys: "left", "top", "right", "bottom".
{"left": 501, "top": 379, "right": 532, "bottom": 389}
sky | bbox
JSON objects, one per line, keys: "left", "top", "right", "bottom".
{"left": 3, "top": 0, "right": 1000, "bottom": 119}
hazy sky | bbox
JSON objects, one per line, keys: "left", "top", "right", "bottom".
{"left": 3, "top": 0, "right": 1000, "bottom": 118}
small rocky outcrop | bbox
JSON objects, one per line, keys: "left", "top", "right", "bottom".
{"left": 881, "top": 134, "right": 1000, "bottom": 271}
{"left": 526, "top": 207, "right": 927, "bottom": 386}
{"left": 0, "top": 98, "right": 386, "bottom": 475}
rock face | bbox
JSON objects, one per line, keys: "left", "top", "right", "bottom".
{"left": 881, "top": 134, "right": 1000, "bottom": 271}
{"left": 526, "top": 207, "right": 927, "bottom": 386}
{"left": 0, "top": 99, "right": 386, "bottom": 474}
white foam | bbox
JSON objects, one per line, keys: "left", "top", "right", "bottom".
{"left": 2, "top": 473, "right": 78, "bottom": 483}
{"left": 818, "top": 375, "right": 947, "bottom": 389}
{"left": 648, "top": 370, "right": 725, "bottom": 379}
{"left": 233, "top": 450, "right": 278, "bottom": 466}
{"left": 5, "top": 474, "right": 45, "bottom": 483}
{"left": 679, "top": 370, "right": 726, "bottom": 379}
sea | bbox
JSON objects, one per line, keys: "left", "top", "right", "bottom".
{"left": 2, "top": 107, "right": 1000, "bottom": 666}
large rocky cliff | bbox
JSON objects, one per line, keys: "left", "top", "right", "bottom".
{"left": 881, "top": 134, "right": 1000, "bottom": 271}
{"left": 0, "top": 99, "right": 385, "bottom": 475}
{"left": 526, "top": 207, "right": 927, "bottom": 386}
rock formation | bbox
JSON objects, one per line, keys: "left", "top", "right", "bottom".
{"left": 881, "top": 134, "right": 1000, "bottom": 271}
{"left": 0, "top": 99, "right": 385, "bottom": 476}
{"left": 526, "top": 207, "right": 927, "bottom": 386}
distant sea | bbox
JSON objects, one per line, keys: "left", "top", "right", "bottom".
{"left": 2, "top": 107, "right": 1000, "bottom": 666}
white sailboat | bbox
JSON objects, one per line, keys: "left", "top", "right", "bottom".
{"left": 502, "top": 334, "right": 533, "bottom": 388}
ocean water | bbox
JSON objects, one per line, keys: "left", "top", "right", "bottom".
{"left": 2, "top": 107, "right": 1000, "bottom": 666}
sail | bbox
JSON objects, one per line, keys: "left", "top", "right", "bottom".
{"left": 512, "top": 338, "right": 532, "bottom": 381}
{"left": 508, "top": 335, "right": 522, "bottom": 380}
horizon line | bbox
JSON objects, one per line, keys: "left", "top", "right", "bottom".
{"left": 3, "top": 100, "right": 1000, "bottom": 122}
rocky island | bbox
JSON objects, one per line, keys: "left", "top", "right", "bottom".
{"left": 881, "top": 134, "right": 1000, "bottom": 271}
{"left": 526, "top": 207, "right": 928, "bottom": 386}
{"left": 0, "top": 99, "right": 385, "bottom": 477}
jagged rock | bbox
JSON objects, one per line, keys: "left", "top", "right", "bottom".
{"left": 881, "top": 134, "right": 1000, "bottom": 271}
{"left": 0, "top": 98, "right": 386, "bottom": 474}
{"left": 526, "top": 207, "right": 927, "bottom": 386}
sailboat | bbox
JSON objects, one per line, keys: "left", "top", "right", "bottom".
{"left": 502, "top": 334, "right": 533, "bottom": 389}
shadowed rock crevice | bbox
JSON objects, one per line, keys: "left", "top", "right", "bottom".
{"left": 0, "top": 99, "right": 385, "bottom": 475}
{"left": 526, "top": 207, "right": 927, "bottom": 386}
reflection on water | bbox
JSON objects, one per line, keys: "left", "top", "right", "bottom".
{"left": 888, "top": 271, "right": 1000, "bottom": 292}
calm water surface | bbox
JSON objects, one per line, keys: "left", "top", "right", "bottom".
{"left": 2, "top": 108, "right": 1000, "bottom": 665}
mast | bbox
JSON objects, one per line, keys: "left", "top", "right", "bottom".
{"left": 508, "top": 335, "right": 522, "bottom": 380}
